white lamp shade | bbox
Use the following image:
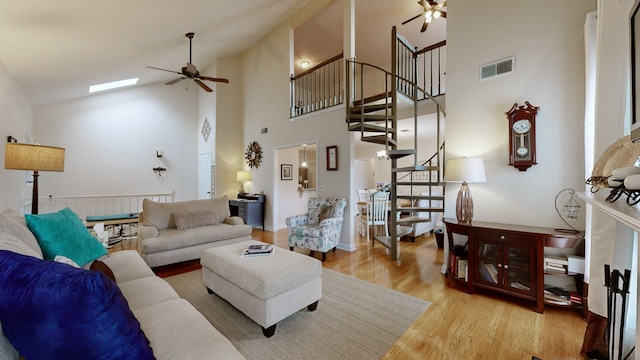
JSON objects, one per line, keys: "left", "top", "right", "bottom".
{"left": 444, "top": 157, "right": 486, "bottom": 183}
{"left": 236, "top": 170, "right": 251, "bottom": 182}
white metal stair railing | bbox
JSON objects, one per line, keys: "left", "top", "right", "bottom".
{"left": 31, "top": 190, "right": 176, "bottom": 222}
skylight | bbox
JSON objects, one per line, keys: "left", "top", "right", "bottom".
{"left": 89, "top": 78, "right": 139, "bottom": 93}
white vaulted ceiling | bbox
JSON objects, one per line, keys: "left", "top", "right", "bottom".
{"left": 0, "top": 0, "right": 445, "bottom": 106}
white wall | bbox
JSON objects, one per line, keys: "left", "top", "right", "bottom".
{"left": 0, "top": 60, "right": 34, "bottom": 211}
{"left": 215, "top": 56, "right": 246, "bottom": 200}
{"left": 233, "top": 1, "right": 355, "bottom": 249}
{"left": 446, "top": 0, "right": 595, "bottom": 228}
{"left": 33, "top": 82, "right": 199, "bottom": 201}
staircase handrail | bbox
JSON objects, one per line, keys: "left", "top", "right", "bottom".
{"left": 345, "top": 59, "right": 446, "bottom": 117}
{"left": 415, "top": 40, "right": 446, "bottom": 57}
{"left": 291, "top": 52, "right": 343, "bottom": 80}
{"left": 396, "top": 142, "right": 445, "bottom": 182}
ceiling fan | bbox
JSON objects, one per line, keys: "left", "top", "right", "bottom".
{"left": 402, "top": 0, "right": 447, "bottom": 33}
{"left": 146, "top": 32, "right": 229, "bottom": 92}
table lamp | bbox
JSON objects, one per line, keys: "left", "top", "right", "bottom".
{"left": 236, "top": 170, "right": 251, "bottom": 196}
{"left": 5, "top": 142, "right": 65, "bottom": 214}
{"left": 444, "top": 157, "right": 486, "bottom": 223}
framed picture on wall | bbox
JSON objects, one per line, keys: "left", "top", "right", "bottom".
{"left": 326, "top": 145, "right": 338, "bottom": 171}
{"left": 281, "top": 164, "right": 292, "bottom": 180}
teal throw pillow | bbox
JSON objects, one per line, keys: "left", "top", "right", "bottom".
{"left": 25, "top": 208, "right": 107, "bottom": 267}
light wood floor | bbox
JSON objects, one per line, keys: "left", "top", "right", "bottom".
{"left": 116, "top": 229, "right": 587, "bottom": 359}
{"left": 255, "top": 228, "right": 587, "bottom": 360}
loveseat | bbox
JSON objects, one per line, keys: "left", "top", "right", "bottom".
{"left": 138, "top": 196, "right": 252, "bottom": 267}
{"left": 0, "top": 208, "right": 245, "bottom": 359}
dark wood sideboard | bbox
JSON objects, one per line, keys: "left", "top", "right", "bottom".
{"left": 443, "top": 218, "right": 584, "bottom": 313}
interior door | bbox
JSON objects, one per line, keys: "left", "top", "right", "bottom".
{"left": 198, "top": 152, "right": 213, "bottom": 199}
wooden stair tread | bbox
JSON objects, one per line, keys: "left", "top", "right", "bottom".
{"left": 398, "top": 207, "right": 444, "bottom": 212}
{"left": 352, "top": 92, "right": 392, "bottom": 106}
{"left": 385, "top": 149, "right": 416, "bottom": 159}
{"left": 347, "top": 114, "right": 392, "bottom": 122}
{"left": 396, "top": 181, "right": 445, "bottom": 186}
{"left": 349, "top": 103, "right": 392, "bottom": 114}
{"left": 393, "top": 165, "right": 441, "bottom": 173}
{"left": 397, "top": 216, "right": 436, "bottom": 225}
{"left": 362, "top": 135, "right": 397, "bottom": 146}
{"left": 348, "top": 123, "right": 393, "bottom": 133}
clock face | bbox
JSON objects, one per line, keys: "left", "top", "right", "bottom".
{"left": 512, "top": 119, "right": 531, "bottom": 134}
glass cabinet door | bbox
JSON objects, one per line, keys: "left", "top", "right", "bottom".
{"left": 504, "top": 243, "right": 534, "bottom": 295}
{"left": 476, "top": 241, "right": 499, "bottom": 285}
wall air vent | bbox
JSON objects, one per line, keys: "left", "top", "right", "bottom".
{"left": 480, "top": 57, "right": 514, "bottom": 80}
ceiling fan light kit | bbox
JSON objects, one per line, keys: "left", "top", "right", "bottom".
{"left": 402, "top": 0, "right": 446, "bottom": 33}
{"left": 147, "top": 32, "right": 229, "bottom": 92}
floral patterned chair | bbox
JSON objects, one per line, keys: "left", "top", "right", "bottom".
{"left": 286, "top": 197, "right": 347, "bottom": 261}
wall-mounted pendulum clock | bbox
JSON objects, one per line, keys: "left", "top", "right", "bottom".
{"left": 505, "top": 101, "right": 539, "bottom": 171}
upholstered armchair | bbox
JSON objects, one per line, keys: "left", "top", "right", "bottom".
{"left": 286, "top": 197, "right": 347, "bottom": 261}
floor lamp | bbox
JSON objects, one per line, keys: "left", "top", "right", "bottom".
{"left": 4, "top": 142, "right": 65, "bottom": 214}
{"left": 444, "top": 157, "right": 486, "bottom": 223}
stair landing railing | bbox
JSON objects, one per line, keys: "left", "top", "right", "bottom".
{"left": 290, "top": 53, "right": 344, "bottom": 118}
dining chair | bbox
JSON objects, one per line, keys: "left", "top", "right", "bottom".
{"left": 359, "top": 191, "right": 389, "bottom": 242}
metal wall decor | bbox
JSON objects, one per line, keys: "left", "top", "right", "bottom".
{"left": 245, "top": 141, "right": 263, "bottom": 169}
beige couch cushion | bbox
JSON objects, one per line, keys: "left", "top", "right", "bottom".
{"left": 140, "top": 223, "right": 252, "bottom": 254}
{"left": 101, "top": 250, "right": 155, "bottom": 283}
{"left": 117, "top": 276, "right": 180, "bottom": 310}
{"left": 0, "top": 210, "right": 43, "bottom": 259}
{"left": 143, "top": 196, "right": 231, "bottom": 230}
{"left": 132, "top": 299, "right": 246, "bottom": 360}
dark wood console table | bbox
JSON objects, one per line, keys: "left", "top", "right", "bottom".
{"left": 443, "top": 218, "right": 584, "bottom": 313}
{"left": 229, "top": 194, "right": 265, "bottom": 230}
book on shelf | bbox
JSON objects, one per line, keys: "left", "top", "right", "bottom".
{"left": 511, "top": 281, "right": 531, "bottom": 291}
{"left": 543, "top": 285, "right": 572, "bottom": 305}
{"left": 242, "top": 244, "right": 274, "bottom": 257}
{"left": 478, "top": 262, "right": 498, "bottom": 284}
{"left": 457, "top": 259, "right": 468, "bottom": 280}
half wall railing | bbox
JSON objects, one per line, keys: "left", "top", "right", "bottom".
{"left": 290, "top": 53, "right": 344, "bottom": 118}
{"left": 30, "top": 190, "right": 176, "bottom": 221}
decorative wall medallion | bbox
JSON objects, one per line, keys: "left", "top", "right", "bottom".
{"left": 245, "top": 141, "right": 263, "bottom": 169}
{"left": 201, "top": 118, "right": 211, "bottom": 143}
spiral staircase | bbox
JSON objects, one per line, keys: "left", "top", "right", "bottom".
{"left": 346, "top": 27, "right": 446, "bottom": 260}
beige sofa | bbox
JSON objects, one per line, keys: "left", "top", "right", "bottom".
{"left": 138, "top": 196, "right": 252, "bottom": 267}
{"left": 0, "top": 209, "right": 245, "bottom": 359}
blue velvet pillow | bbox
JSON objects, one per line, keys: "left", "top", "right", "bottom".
{"left": 0, "top": 250, "right": 155, "bottom": 360}
{"left": 25, "top": 207, "right": 107, "bottom": 267}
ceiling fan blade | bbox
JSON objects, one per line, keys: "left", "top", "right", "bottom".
{"left": 418, "top": 0, "right": 428, "bottom": 9}
{"left": 421, "top": 21, "right": 429, "bottom": 32}
{"left": 199, "top": 76, "right": 229, "bottom": 84}
{"left": 402, "top": 13, "right": 423, "bottom": 25}
{"left": 194, "top": 79, "right": 213, "bottom": 92}
{"left": 146, "top": 66, "right": 181, "bottom": 75}
{"left": 440, "top": 10, "right": 446, "bottom": 18}
{"left": 166, "top": 77, "right": 186, "bottom": 85}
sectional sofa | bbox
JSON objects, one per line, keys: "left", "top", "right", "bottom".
{"left": 0, "top": 208, "right": 245, "bottom": 359}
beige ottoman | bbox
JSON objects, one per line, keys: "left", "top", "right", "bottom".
{"left": 200, "top": 240, "right": 322, "bottom": 337}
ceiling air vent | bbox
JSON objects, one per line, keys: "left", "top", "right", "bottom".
{"left": 480, "top": 57, "right": 514, "bottom": 80}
